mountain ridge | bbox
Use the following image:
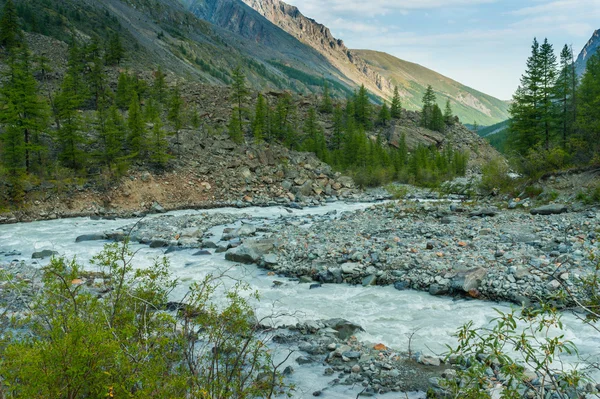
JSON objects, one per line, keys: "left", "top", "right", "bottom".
{"left": 576, "top": 28, "right": 600, "bottom": 76}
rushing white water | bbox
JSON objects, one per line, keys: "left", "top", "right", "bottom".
{"left": 1, "top": 202, "right": 599, "bottom": 398}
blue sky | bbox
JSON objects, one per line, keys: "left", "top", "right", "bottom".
{"left": 284, "top": 0, "right": 600, "bottom": 100}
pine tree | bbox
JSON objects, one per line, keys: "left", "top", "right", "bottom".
{"left": 127, "top": 92, "right": 146, "bottom": 157}
{"left": 390, "top": 86, "right": 402, "bottom": 119}
{"left": 421, "top": 85, "right": 436, "bottom": 129}
{"left": 377, "top": 102, "right": 390, "bottom": 127}
{"left": 230, "top": 66, "right": 249, "bottom": 134}
{"left": 252, "top": 93, "right": 267, "bottom": 144}
{"left": 0, "top": 50, "right": 48, "bottom": 175}
{"left": 319, "top": 81, "right": 333, "bottom": 114}
{"left": 576, "top": 51, "right": 600, "bottom": 159}
{"left": 0, "top": 0, "right": 21, "bottom": 51}
{"left": 555, "top": 44, "right": 577, "bottom": 148}
{"left": 444, "top": 99, "right": 454, "bottom": 126}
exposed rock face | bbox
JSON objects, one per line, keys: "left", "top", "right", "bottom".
{"left": 576, "top": 29, "right": 600, "bottom": 76}
{"left": 240, "top": 0, "right": 395, "bottom": 98}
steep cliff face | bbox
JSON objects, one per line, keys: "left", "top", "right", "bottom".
{"left": 240, "top": 0, "right": 395, "bottom": 98}
{"left": 576, "top": 29, "right": 600, "bottom": 76}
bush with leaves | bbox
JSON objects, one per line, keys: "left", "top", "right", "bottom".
{"left": 0, "top": 241, "right": 289, "bottom": 398}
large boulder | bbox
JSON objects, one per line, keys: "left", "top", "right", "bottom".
{"left": 32, "top": 250, "right": 58, "bottom": 259}
{"left": 75, "top": 234, "right": 106, "bottom": 243}
{"left": 530, "top": 204, "right": 568, "bottom": 215}
{"left": 451, "top": 267, "right": 488, "bottom": 293}
{"left": 225, "top": 239, "right": 275, "bottom": 264}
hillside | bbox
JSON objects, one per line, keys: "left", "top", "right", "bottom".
{"left": 235, "top": 0, "right": 510, "bottom": 125}
{"left": 354, "top": 50, "right": 511, "bottom": 126}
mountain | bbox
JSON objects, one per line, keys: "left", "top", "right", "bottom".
{"left": 235, "top": 0, "right": 510, "bottom": 125}
{"left": 355, "top": 50, "right": 511, "bottom": 126}
{"left": 576, "top": 29, "right": 600, "bottom": 76}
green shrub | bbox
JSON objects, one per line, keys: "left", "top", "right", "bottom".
{"left": 0, "top": 242, "right": 288, "bottom": 398}
{"left": 479, "top": 157, "right": 515, "bottom": 195}
{"left": 385, "top": 184, "right": 409, "bottom": 199}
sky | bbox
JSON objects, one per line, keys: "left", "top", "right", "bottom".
{"left": 283, "top": 0, "right": 600, "bottom": 100}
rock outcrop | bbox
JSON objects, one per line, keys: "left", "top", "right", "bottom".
{"left": 576, "top": 29, "right": 600, "bottom": 76}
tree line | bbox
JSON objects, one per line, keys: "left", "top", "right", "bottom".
{"left": 508, "top": 37, "right": 600, "bottom": 174}
{"left": 231, "top": 69, "right": 466, "bottom": 188}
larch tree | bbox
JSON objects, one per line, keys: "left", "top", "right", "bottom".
{"left": 252, "top": 93, "right": 267, "bottom": 144}
{"left": 444, "top": 99, "right": 454, "bottom": 126}
{"left": 0, "top": 0, "right": 21, "bottom": 51}
{"left": 127, "top": 92, "right": 146, "bottom": 158}
{"left": 555, "top": 44, "right": 577, "bottom": 148}
{"left": 420, "top": 85, "right": 436, "bottom": 129}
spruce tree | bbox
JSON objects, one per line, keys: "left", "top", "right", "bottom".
{"left": 116, "top": 72, "right": 134, "bottom": 110}
{"left": 153, "top": 66, "right": 167, "bottom": 104}
{"left": 319, "top": 81, "right": 333, "bottom": 114}
{"left": 444, "top": 99, "right": 454, "bottom": 125}
{"left": 127, "top": 92, "right": 146, "bottom": 158}
{"left": 95, "top": 105, "right": 125, "bottom": 169}
{"left": 390, "top": 86, "right": 402, "bottom": 119}
{"left": 252, "top": 93, "right": 267, "bottom": 144}
{"left": 0, "top": 0, "right": 21, "bottom": 51}
{"left": 228, "top": 108, "right": 244, "bottom": 144}
{"left": 421, "top": 85, "right": 436, "bottom": 129}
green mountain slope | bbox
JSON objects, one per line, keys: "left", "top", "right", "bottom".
{"left": 354, "top": 50, "right": 510, "bottom": 126}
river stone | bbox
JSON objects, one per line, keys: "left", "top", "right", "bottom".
{"left": 324, "top": 319, "right": 365, "bottom": 340}
{"left": 362, "top": 275, "right": 377, "bottom": 286}
{"left": 530, "top": 204, "right": 568, "bottom": 215}
{"left": 193, "top": 250, "right": 212, "bottom": 256}
{"left": 75, "top": 234, "right": 106, "bottom": 243}
{"left": 164, "top": 246, "right": 189, "bottom": 254}
{"left": 429, "top": 284, "right": 448, "bottom": 296}
{"left": 263, "top": 254, "right": 278, "bottom": 265}
{"left": 341, "top": 262, "right": 359, "bottom": 274}
{"left": 149, "top": 240, "right": 168, "bottom": 248}
{"left": 393, "top": 281, "right": 410, "bottom": 291}
{"left": 225, "top": 239, "right": 274, "bottom": 264}
{"left": 32, "top": 250, "right": 58, "bottom": 259}
{"left": 452, "top": 267, "right": 487, "bottom": 293}
{"left": 469, "top": 208, "right": 498, "bottom": 217}
{"left": 151, "top": 202, "right": 166, "bottom": 213}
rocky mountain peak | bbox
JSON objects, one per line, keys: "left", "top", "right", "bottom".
{"left": 576, "top": 29, "right": 600, "bottom": 76}
{"left": 240, "top": 0, "right": 395, "bottom": 97}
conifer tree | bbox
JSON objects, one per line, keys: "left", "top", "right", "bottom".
{"left": 390, "top": 86, "right": 402, "bottom": 119}
{"left": 0, "top": 0, "right": 21, "bottom": 51}
{"left": 509, "top": 38, "right": 543, "bottom": 154}
{"left": 116, "top": 72, "right": 135, "bottom": 110}
{"left": 0, "top": 50, "right": 48, "bottom": 175}
{"left": 539, "top": 38, "right": 558, "bottom": 149}
{"left": 272, "top": 93, "right": 293, "bottom": 143}
{"left": 105, "top": 33, "right": 124, "bottom": 66}
{"left": 252, "top": 93, "right": 267, "bottom": 144}
{"left": 444, "top": 99, "right": 454, "bottom": 125}
{"left": 377, "top": 102, "right": 390, "bottom": 127}
{"left": 127, "top": 92, "right": 146, "bottom": 157}
{"left": 354, "top": 85, "right": 371, "bottom": 129}
{"left": 95, "top": 104, "right": 125, "bottom": 169}
{"left": 431, "top": 104, "right": 445, "bottom": 132}
{"left": 228, "top": 107, "right": 244, "bottom": 144}
{"left": 576, "top": 51, "right": 600, "bottom": 159}
{"left": 555, "top": 44, "right": 577, "bottom": 148}
{"left": 420, "top": 85, "right": 436, "bottom": 128}
{"left": 149, "top": 116, "right": 170, "bottom": 167}
{"left": 167, "top": 85, "right": 183, "bottom": 149}
{"left": 153, "top": 66, "right": 167, "bottom": 104}
{"left": 331, "top": 104, "right": 344, "bottom": 150}
{"left": 230, "top": 66, "right": 249, "bottom": 133}
{"left": 319, "top": 81, "right": 333, "bottom": 114}
{"left": 54, "top": 71, "right": 86, "bottom": 170}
